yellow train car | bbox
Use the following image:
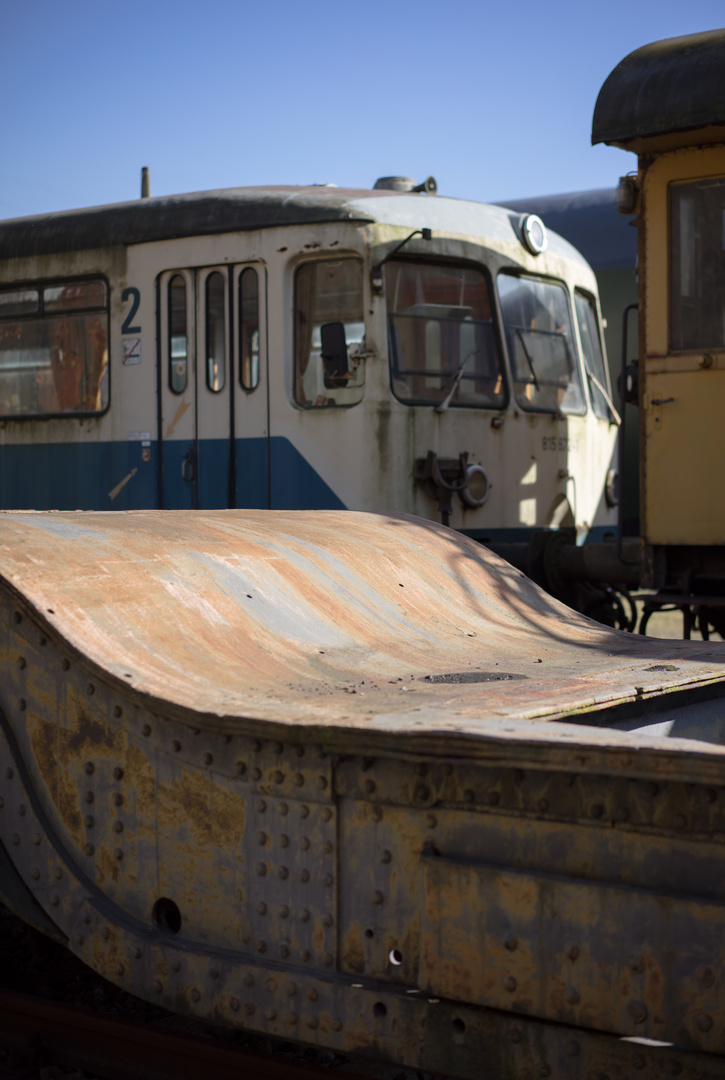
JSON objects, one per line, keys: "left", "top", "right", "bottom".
{"left": 593, "top": 29, "right": 725, "bottom": 634}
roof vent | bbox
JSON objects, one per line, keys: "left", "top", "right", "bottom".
{"left": 374, "top": 176, "right": 438, "bottom": 194}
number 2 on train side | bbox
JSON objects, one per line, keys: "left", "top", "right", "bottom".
{"left": 121, "top": 287, "right": 141, "bottom": 334}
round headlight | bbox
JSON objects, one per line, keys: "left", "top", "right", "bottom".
{"left": 460, "top": 463, "right": 491, "bottom": 509}
{"left": 521, "top": 214, "right": 548, "bottom": 256}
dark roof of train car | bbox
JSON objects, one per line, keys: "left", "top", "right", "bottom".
{"left": 0, "top": 186, "right": 387, "bottom": 259}
{"left": 592, "top": 29, "right": 725, "bottom": 147}
{"left": 0, "top": 185, "right": 590, "bottom": 267}
{"left": 496, "top": 189, "right": 636, "bottom": 271}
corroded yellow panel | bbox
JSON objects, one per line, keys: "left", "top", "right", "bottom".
{"left": 644, "top": 370, "right": 725, "bottom": 544}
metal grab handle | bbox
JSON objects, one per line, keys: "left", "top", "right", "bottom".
{"left": 430, "top": 451, "right": 468, "bottom": 493}
{"left": 651, "top": 397, "right": 675, "bottom": 405}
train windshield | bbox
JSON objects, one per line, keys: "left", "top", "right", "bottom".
{"left": 574, "top": 289, "right": 610, "bottom": 420}
{"left": 497, "top": 274, "right": 585, "bottom": 415}
{"left": 385, "top": 261, "right": 505, "bottom": 409}
{"left": 670, "top": 177, "right": 725, "bottom": 351}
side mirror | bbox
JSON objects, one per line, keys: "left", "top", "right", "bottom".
{"left": 320, "top": 321, "right": 348, "bottom": 388}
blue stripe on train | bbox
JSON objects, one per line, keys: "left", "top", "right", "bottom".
{"left": 0, "top": 436, "right": 345, "bottom": 512}
{"left": 0, "top": 439, "right": 612, "bottom": 543}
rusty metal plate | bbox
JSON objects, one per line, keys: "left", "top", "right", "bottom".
{"left": 419, "top": 854, "right": 725, "bottom": 1051}
{"left": 2, "top": 510, "right": 725, "bottom": 773}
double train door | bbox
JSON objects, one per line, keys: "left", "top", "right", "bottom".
{"left": 158, "top": 264, "right": 268, "bottom": 510}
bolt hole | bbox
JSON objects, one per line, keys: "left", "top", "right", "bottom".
{"left": 453, "top": 1018, "right": 466, "bottom": 1033}
{"left": 153, "top": 897, "right": 181, "bottom": 934}
{"left": 389, "top": 948, "right": 403, "bottom": 966}
{"left": 373, "top": 1002, "right": 387, "bottom": 1018}
{"left": 364, "top": 928, "right": 374, "bottom": 939}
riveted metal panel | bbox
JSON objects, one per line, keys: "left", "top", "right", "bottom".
{"left": 3, "top": 510, "right": 725, "bottom": 1077}
{"left": 420, "top": 855, "right": 725, "bottom": 1051}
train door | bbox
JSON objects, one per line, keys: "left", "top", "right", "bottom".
{"left": 158, "top": 265, "right": 268, "bottom": 509}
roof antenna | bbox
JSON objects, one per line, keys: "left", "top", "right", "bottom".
{"left": 140, "top": 167, "right": 151, "bottom": 199}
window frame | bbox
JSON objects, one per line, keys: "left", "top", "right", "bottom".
{"left": 293, "top": 254, "right": 366, "bottom": 410}
{"left": 0, "top": 275, "right": 111, "bottom": 421}
{"left": 668, "top": 174, "right": 725, "bottom": 354}
{"left": 167, "top": 273, "right": 190, "bottom": 395}
{"left": 238, "top": 265, "right": 261, "bottom": 393}
{"left": 496, "top": 270, "right": 587, "bottom": 417}
{"left": 204, "top": 270, "right": 227, "bottom": 394}
{"left": 573, "top": 287, "right": 612, "bottom": 421}
{"left": 385, "top": 256, "right": 508, "bottom": 411}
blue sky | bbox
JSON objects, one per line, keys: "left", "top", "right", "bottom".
{"left": 1, "top": 1, "right": 723, "bottom": 220}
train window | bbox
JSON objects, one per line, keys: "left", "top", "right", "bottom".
{"left": 0, "top": 278, "right": 108, "bottom": 418}
{"left": 574, "top": 290, "right": 610, "bottom": 420}
{"left": 239, "top": 268, "right": 260, "bottom": 391}
{"left": 294, "top": 258, "right": 365, "bottom": 408}
{"left": 385, "top": 261, "right": 505, "bottom": 409}
{"left": 205, "top": 271, "right": 226, "bottom": 392}
{"left": 168, "top": 275, "right": 188, "bottom": 394}
{"left": 497, "top": 274, "right": 585, "bottom": 415}
{"left": 670, "top": 177, "right": 725, "bottom": 351}
{"left": 0, "top": 288, "right": 39, "bottom": 317}
{"left": 43, "top": 280, "right": 106, "bottom": 312}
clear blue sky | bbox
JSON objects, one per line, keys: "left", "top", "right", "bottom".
{"left": 1, "top": 1, "right": 723, "bottom": 221}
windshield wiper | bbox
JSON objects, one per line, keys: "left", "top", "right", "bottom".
{"left": 586, "top": 368, "right": 621, "bottom": 425}
{"left": 515, "top": 328, "right": 564, "bottom": 419}
{"left": 435, "top": 349, "right": 478, "bottom": 413}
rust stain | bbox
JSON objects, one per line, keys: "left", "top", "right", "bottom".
{"left": 343, "top": 922, "right": 366, "bottom": 974}
{"left": 1, "top": 509, "right": 724, "bottom": 764}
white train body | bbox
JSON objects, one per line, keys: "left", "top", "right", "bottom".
{"left": 0, "top": 185, "right": 617, "bottom": 549}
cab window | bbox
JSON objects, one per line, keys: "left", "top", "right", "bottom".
{"left": 294, "top": 258, "right": 365, "bottom": 408}
{"left": 385, "top": 261, "right": 505, "bottom": 409}
{"left": 497, "top": 273, "right": 585, "bottom": 415}
{"left": 574, "top": 289, "right": 610, "bottom": 420}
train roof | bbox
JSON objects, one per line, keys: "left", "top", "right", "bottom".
{"left": 0, "top": 185, "right": 588, "bottom": 266}
{"left": 496, "top": 188, "right": 636, "bottom": 271}
{"left": 592, "top": 28, "right": 725, "bottom": 148}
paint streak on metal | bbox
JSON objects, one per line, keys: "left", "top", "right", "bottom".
{"left": 108, "top": 469, "right": 138, "bottom": 502}
{"left": 164, "top": 399, "right": 191, "bottom": 439}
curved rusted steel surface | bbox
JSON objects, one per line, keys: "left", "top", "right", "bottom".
{"left": 1, "top": 509, "right": 725, "bottom": 752}
{"left": 5, "top": 510, "right": 725, "bottom": 1072}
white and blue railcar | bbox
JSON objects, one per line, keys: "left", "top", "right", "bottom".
{"left": 0, "top": 180, "right": 618, "bottom": 561}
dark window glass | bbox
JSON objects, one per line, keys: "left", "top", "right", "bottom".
{"left": 670, "top": 177, "right": 725, "bottom": 351}
{"left": 574, "top": 290, "right": 610, "bottom": 420}
{"left": 239, "top": 268, "right": 260, "bottom": 391}
{"left": 206, "top": 272, "right": 226, "bottom": 392}
{"left": 168, "top": 275, "right": 188, "bottom": 394}
{"left": 43, "top": 280, "right": 106, "bottom": 311}
{"left": 497, "top": 274, "right": 585, "bottom": 415}
{"left": 0, "top": 288, "right": 39, "bottom": 318}
{"left": 385, "top": 261, "right": 505, "bottom": 409}
{"left": 0, "top": 278, "right": 108, "bottom": 418}
{"left": 294, "top": 258, "right": 365, "bottom": 408}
